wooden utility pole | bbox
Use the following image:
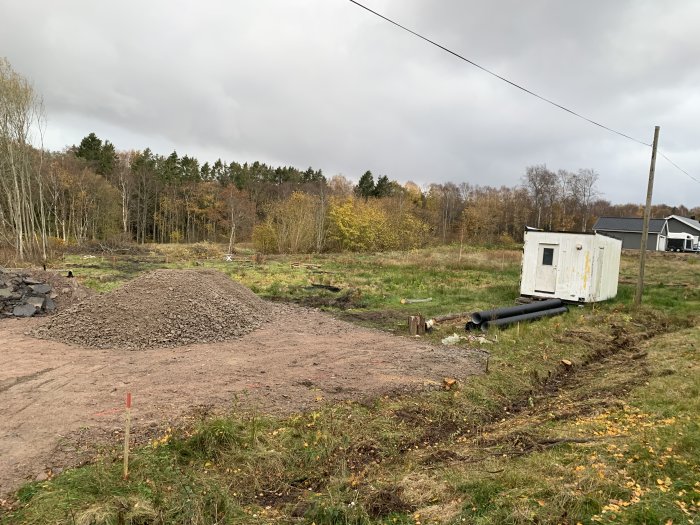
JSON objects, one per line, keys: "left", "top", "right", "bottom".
{"left": 634, "top": 126, "right": 660, "bottom": 307}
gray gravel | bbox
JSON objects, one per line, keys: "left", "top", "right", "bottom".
{"left": 32, "top": 269, "right": 270, "bottom": 349}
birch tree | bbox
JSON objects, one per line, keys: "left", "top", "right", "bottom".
{"left": 573, "top": 168, "right": 600, "bottom": 231}
{"left": 0, "top": 58, "right": 47, "bottom": 260}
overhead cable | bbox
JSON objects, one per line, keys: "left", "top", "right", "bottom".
{"left": 349, "top": 0, "right": 699, "bottom": 186}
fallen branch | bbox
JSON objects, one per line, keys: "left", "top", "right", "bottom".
{"left": 430, "top": 312, "right": 472, "bottom": 323}
{"left": 306, "top": 284, "right": 342, "bottom": 292}
{"left": 291, "top": 262, "right": 321, "bottom": 269}
{"left": 535, "top": 437, "right": 599, "bottom": 446}
{"left": 400, "top": 297, "right": 433, "bottom": 304}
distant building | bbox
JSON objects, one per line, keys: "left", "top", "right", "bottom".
{"left": 665, "top": 215, "right": 700, "bottom": 237}
{"left": 592, "top": 215, "right": 700, "bottom": 251}
{"left": 592, "top": 217, "right": 668, "bottom": 250}
{"left": 665, "top": 215, "right": 700, "bottom": 252}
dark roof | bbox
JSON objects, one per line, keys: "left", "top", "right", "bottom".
{"left": 667, "top": 215, "right": 700, "bottom": 232}
{"left": 593, "top": 217, "right": 666, "bottom": 234}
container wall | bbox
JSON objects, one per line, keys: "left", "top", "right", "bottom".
{"left": 592, "top": 234, "right": 622, "bottom": 301}
{"left": 521, "top": 232, "right": 594, "bottom": 301}
{"left": 520, "top": 232, "right": 622, "bottom": 302}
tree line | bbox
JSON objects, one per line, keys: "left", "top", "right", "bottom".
{"left": 1, "top": 59, "right": 698, "bottom": 261}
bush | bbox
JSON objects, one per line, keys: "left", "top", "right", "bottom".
{"left": 327, "top": 198, "right": 429, "bottom": 252}
{"left": 188, "top": 241, "right": 223, "bottom": 259}
{"left": 252, "top": 223, "right": 278, "bottom": 254}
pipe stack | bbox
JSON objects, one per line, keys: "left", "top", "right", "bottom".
{"left": 466, "top": 299, "right": 567, "bottom": 332}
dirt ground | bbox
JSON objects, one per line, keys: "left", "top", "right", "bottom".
{"left": 0, "top": 303, "right": 483, "bottom": 496}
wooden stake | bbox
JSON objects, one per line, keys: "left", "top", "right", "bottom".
{"left": 123, "top": 392, "right": 131, "bottom": 480}
{"left": 635, "top": 126, "right": 660, "bottom": 307}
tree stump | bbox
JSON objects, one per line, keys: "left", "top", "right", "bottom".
{"left": 408, "top": 315, "right": 426, "bottom": 336}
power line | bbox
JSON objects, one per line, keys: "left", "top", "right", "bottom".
{"left": 348, "top": 0, "right": 700, "bottom": 187}
{"left": 348, "top": 0, "right": 649, "bottom": 146}
{"left": 659, "top": 152, "right": 700, "bottom": 184}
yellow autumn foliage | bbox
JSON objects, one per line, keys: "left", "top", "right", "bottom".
{"left": 327, "top": 198, "right": 429, "bottom": 252}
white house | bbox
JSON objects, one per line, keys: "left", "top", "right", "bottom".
{"left": 520, "top": 231, "right": 622, "bottom": 303}
{"left": 591, "top": 217, "right": 667, "bottom": 250}
{"left": 592, "top": 214, "right": 700, "bottom": 251}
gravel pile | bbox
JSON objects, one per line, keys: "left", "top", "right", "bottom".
{"left": 33, "top": 269, "right": 270, "bottom": 349}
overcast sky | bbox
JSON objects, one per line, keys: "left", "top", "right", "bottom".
{"left": 1, "top": 0, "right": 698, "bottom": 205}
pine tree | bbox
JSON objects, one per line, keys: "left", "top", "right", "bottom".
{"left": 374, "top": 175, "right": 392, "bottom": 198}
{"left": 75, "top": 132, "right": 102, "bottom": 162}
{"left": 355, "top": 170, "right": 375, "bottom": 200}
{"left": 98, "top": 141, "right": 117, "bottom": 175}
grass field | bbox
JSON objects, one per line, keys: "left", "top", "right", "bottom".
{"left": 2, "top": 245, "right": 699, "bottom": 524}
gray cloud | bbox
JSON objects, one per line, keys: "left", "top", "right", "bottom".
{"left": 1, "top": 0, "right": 698, "bottom": 205}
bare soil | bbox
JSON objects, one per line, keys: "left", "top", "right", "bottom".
{"left": 0, "top": 303, "right": 483, "bottom": 496}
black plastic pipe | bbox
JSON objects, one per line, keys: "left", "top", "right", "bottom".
{"left": 470, "top": 299, "right": 563, "bottom": 325}
{"left": 480, "top": 305, "right": 568, "bottom": 331}
{"left": 465, "top": 320, "right": 479, "bottom": 331}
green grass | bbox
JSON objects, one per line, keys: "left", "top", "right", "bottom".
{"left": 445, "top": 326, "right": 700, "bottom": 524}
{"left": 3, "top": 244, "right": 699, "bottom": 524}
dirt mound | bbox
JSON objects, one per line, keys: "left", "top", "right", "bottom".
{"left": 32, "top": 269, "right": 269, "bottom": 349}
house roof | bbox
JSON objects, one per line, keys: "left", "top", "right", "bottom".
{"left": 666, "top": 215, "right": 700, "bottom": 233}
{"left": 593, "top": 217, "right": 666, "bottom": 234}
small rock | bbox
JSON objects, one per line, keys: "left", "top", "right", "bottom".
{"left": 35, "top": 471, "right": 49, "bottom": 482}
{"left": 443, "top": 377, "right": 458, "bottom": 390}
{"left": 44, "top": 297, "right": 57, "bottom": 312}
{"left": 30, "top": 283, "right": 52, "bottom": 294}
{"left": 25, "top": 296, "right": 46, "bottom": 310}
{"left": 23, "top": 277, "right": 43, "bottom": 285}
{"left": 13, "top": 303, "right": 37, "bottom": 317}
{"left": 0, "top": 287, "right": 11, "bottom": 298}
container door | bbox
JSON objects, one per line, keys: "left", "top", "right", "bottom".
{"left": 534, "top": 243, "right": 558, "bottom": 294}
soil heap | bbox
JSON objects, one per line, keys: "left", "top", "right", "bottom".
{"left": 33, "top": 269, "right": 270, "bottom": 349}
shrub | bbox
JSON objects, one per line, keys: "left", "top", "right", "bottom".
{"left": 252, "top": 223, "right": 278, "bottom": 254}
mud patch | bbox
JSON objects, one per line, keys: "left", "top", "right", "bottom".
{"left": 364, "top": 486, "right": 415, "bottom": 518}
{"left": 294, "top": 289, "right": 366, "bottom": 310}
{"left": 340, "top": 309, "right": 405, "bottom": 328}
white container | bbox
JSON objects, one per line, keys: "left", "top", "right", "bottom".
{"left": 520, "top": 231, "right": 622, "bottom": 303}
